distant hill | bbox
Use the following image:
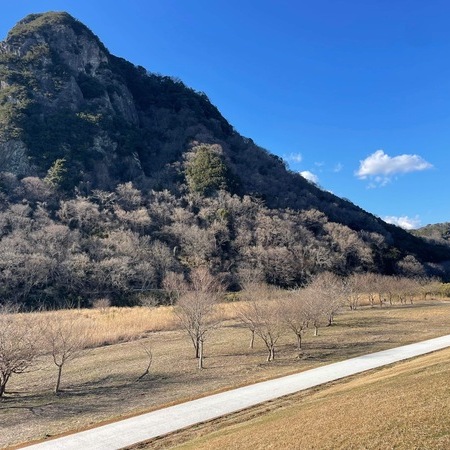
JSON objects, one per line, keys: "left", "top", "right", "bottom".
{"left": 0, "top": 12, "right": 449, "bottom": 307}
{"left": 412, "top": 223, "right": 450, "bottom": 245}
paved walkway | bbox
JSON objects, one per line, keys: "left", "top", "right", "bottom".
{"left": 23, "top": 334, "right": 450, "bottom": 450}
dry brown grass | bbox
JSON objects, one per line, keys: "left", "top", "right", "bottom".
{"left": 1, "top": 299, "right": 450, "bottom": 449}
{"left": 24, "top": 306, "right": 179, "bottom": 348}
{"left": 172, "top": 347, "right": 450, "bottom": 450}
{"left": 20, "top": 303, "right": 238, "bottom": 349}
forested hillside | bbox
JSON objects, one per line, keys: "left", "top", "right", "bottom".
{"left": 1, "top": 12, "right": 449, "bottom": 308}
{"left": 413, "top": 222, "right": 450, "bottom": 245}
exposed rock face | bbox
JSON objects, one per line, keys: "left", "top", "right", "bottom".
{"left": 0, "top": 140, "right": 31, "bottom": 175}
{"left": 0, "top": 12, "right": 140, "bottom": 183}
{"left": 0, "top": 12, "right": 236, "bottom": 190}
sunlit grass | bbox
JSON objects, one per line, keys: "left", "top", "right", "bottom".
{"left": 175, "top": 348, "right": 450, "bottom": 450}
{"left": 2, "top": 297, "right": 450, "bottom": 448}
{"left": 20, "top": 306, "right": 178, "bottom": 348}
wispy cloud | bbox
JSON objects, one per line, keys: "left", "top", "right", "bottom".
{"left": 300, "top": 170, "right": 319, "bottom": 185}
{"left": 333, "top": 162, "right": 343, "bottom": 173}
{"left": 356, "top": 150, "right": 432, "bottom": 186}
{"left": 383, "top": 215, "right": 421, "bottom": 230}
{"left": 284, "top": 152, "right": 303, "bottom": 164}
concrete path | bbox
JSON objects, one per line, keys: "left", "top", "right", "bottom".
{"left": 23, "top": 334, "right": 450, "bottom": 450}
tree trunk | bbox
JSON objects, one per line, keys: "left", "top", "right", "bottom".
{"left": 198, "top": 339, "right": 204, "bottom": 369}
{"left": 314, "top": 323, "right": 319, "bottom": 336}
{"left": 267, "top": 345, "right": 275, "bottom": 362}
{"left": 296, "top": 333, "right": 303, "bottom": 358}
{"left": 55, "top": 364, "right": 63, "bottom": 394}
{"left": 327, "top": 314, "right": 333, "bottom": 326}
{"left": 195, "top": 336, "right": 200, "bottom": 359}
{"left": 0, "top": 376, "right": 8, "bottom": 398}
{"left": 296, "top": 333, "right": 302, "bottom": 350}
{"left": 249, "top": 329, "right": 255, "bottom": 349}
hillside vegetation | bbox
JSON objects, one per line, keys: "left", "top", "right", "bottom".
{"left": 1, "top": 12, "right": 450, "bottom": 310}
{"left": 413, "top": 222, "right": 450, "bottom": 245}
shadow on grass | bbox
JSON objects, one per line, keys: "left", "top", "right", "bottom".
{"left": 0, "top": 371, "right": 177, "bottom": 420}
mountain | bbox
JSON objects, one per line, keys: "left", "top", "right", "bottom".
{"left": 0, "top": 12, "right": 449, "bottom": 307}
{"left": 413, "top": 223, "right": 450, "bottom": 245}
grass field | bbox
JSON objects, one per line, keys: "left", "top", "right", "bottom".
{"left": 170, "top": 347, "right": 450, "bottom": 450}
{"left": 2, "top": 299, "right": 450, "bottom": 448}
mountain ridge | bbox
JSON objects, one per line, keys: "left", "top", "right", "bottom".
{"left": 0, "top": 11, "right": 449, "bottom": 307}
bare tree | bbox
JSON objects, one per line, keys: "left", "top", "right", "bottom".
{"left": 235, "top": 280, "right": 269, "bottom": 349}
{"left": 359, "top": 272, "right": 380, "bottom": 308}
{"left": 308, "top": 272, "right": 346, "bottom": 326}
{"left": 253, "top": 298, "right": 285, "bottom": 362}
{"left": 136, "top": 342, "right": 153, "bottom": 382}
{"left": 236, "top": 302, "right": 258, "bottom": 349}
{"left": 280, "top": 290, "right": 307, "bottom": 357}
{"left": 379, "top": 275, "right": 397, "bottom": 306}
{"left": 0, "top": 307, "right": 37, "bottom": 398}
{"left": 238, "top": 287, "right": 285, "bottom": 362}
{"left": 303, "top": 285, "right": 325, "bottom": 337}
{"left": 171, "top": 268, "right": 223, "bottom": 369}
{"left": 40, "top": 313, "right": 92, "bottom": 394}
{"left": 344, "top": 273, "right": 366, "bottom": 310}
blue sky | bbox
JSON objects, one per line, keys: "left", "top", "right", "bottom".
{"left": 2, "top": 1, "right": 449, "bottom": 228}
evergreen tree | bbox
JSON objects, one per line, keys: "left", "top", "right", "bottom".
{"left": 185, "top": 145, "right": 228, "bottom": 195}
{"left": 44, "top": 158, "right": 67, "bottom": 188}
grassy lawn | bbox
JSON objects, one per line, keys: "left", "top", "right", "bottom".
{"left": 171, "top": 347, "right": 450, "bottom": 450}
{"left": 1, "top": 299, "right": 450, "bottom": 448}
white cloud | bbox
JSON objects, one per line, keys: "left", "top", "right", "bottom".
{"left": 333, "top": 162, "right": 343, "bottom": 173}
{"left": 300, "top": 170, "right": 319, "bottom": 184}
{"left": 284, "top": 152, "right": 303, "bottom": 163}
{"left": 383, "top": 215, "right": 421, "bottom": 230}
{"left": 356, "top": 150, "right": 432, "bottom": 186}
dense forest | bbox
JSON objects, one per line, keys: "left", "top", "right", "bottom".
{"left": 1, "top": 12, "right": 450, "bottom": 308}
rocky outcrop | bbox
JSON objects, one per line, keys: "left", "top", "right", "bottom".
{"left": 0, "top": 12, "right": 140, "bottom": 182}
{"left": 0, "top": 140, "right": 32, "bottom": 176}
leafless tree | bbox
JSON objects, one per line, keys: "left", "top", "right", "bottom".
{"left": 280, "top": 289, "right": 307, "bottom": 357}
{"left": 358, "top": 272, "right": 380, "bottom": 308}
{"left": 344, "top": 273, "right": 366, "bottom": 310}
{"left": 0, "top": 306, "right": 37, "bottom": 398}
{"left": 40, "top": 313, "right": 92, "bottom": 394}
{"left": 235, "top": 280, "right": 268, "bottom": 349}
{"left": 303, "top": 285, "right": 325, "bottom": 336}
{"left": 237, "top": 287, "right": 285, "bottom": 362}
{"left": 236, "top": 302, "right": 258, "bottom": 349}
{"left": 253, "top": 298, "right": 285, "bottom": 361}
{"left": 171, "top": 268, "right": 223, "bottom": 369}
{"left": 379, "top": 275, "right": 397, "bottom": 306}
{"left": 417, "top": 277, "right": 441, "bottom": 300}
{"left": 136, "top": 342, "right": 153, "bottom": 382}
{"left": 308, "top": 272, "right": 346, "bottom": 326}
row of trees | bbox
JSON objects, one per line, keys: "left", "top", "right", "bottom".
{"left": 0, "top": 271, "right": 440, "bottom": 397}
{"left": 166, "top": 271, "right": 434, "bottom": 366}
